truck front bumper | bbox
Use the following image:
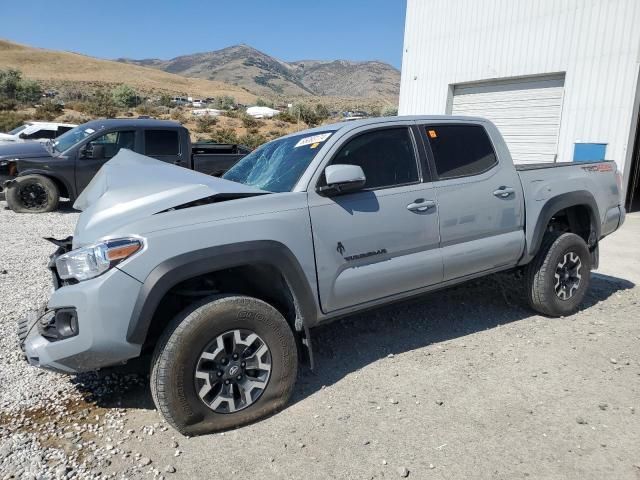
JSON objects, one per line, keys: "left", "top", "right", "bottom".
{"left": 19, "top": 266, "right": 144, "bottom": 374}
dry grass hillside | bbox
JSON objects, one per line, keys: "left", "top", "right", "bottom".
{"left": 0, "top": 39, "right": 256, "bottom": 103}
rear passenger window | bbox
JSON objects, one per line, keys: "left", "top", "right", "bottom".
{"left": 425, "top": 125, "right": 497, "bottom": 179}
{"left": 329, "top": 127, "right": 419, "bottom": 189}
{"left": 145, "top": 130, "right": 179, "bottom": 156}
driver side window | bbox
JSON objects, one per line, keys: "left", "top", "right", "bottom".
{"left": 87, "top": 130, "right": 135, "bottom": 159}
{"left": 327, "top": 127, "right": 419, "bottom": 190}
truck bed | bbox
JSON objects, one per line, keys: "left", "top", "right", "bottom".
{"left": 515, "top": 160, "right": 615, "bottom": 171}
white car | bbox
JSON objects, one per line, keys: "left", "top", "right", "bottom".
{"left": 0, "top": 122, "right": 77, "bottom": 144}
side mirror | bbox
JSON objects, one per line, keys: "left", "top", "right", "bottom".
{"left": 82, "top": 143, "right": 105, "bottom": 159}
{"left": 318, "top": 164, "right": 366, "bottom": 196}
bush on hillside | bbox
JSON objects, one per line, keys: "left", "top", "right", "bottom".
{"left": 240, "top": 113, "right": 261, "bottom": 129}
{"left": 209, "top": 127, "right": 239, "bottom": 145}
{"left": 195, "top": 115, "right": 218, "bottom": 133}
{"left": 0, "top": 69, "right": 43, "bottom": 104}
{"left": 112, "top": 85, "right": 141, "bottom": 108}
{"left": 35, "top": 101, "right": 64, "bottom": 121}
{"left": 239, "top": 131, "right": 267, "bottom": 150}
{"left": 0, "top": 111, "right": 28, "bottom": 132}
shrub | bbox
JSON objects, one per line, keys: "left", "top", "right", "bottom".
{"left": 278, "top": 109, "right": 298, "bottom": 124}
{"left": 35, "top": 101, "right": 64, "bottom": 121}
{"left": 381, "top": 106, "right": 398, "bottom": 116}
{"left": 0, "top": 98, "right": 17, "bottom": 111}
{"left": 17, "top": 80, "right": 43, "bottom": 103}
{"left": 170, "top": 108, "right": 186, "bottom": 123}
{"left": 241, "top": 114, "right": 260, "bottom": 129}
{"left": 0, "top": 69, "right": 22, "bottom": 100}
{"left": 212, "top": 95, "right": 236, "bottom": 110}
{"left": 112, "top": 85, "right": 141, "bottom": 108}
{"left": 209, "top": 127, "right": 239, "bottom": 144}
{"left": 195, "top": 115, "right": 218, "bottom": 133}
{"left": 256, "top": 97, "right": 275, "bottom": 108}
{"left": 136, "top": 104, "right": 159, "bottom": 117}
{"left": 158, "top": 94, "right": 173, "bottom": 107}
{"left": 0, "top": 111, "right": 28, "bottom": 132}
{"left": 59, "top": 112, "right": 91, "bottom": 124}
{"left": 239, "top": 131, "right": 267, "bottom": 149}
{"left": 83, "top": 90, "right": 118, "bottom": 118}
{"left": 0, "top": 69, "right": 42, "bottom": 104}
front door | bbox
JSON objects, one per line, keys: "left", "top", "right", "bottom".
{"left": 308, "top": 125, "right": 443, "bottom": 313}
{"left": 75, "top": 129, "right": 136, "bottom": 194}
{"left": 420, "top": 123, "right": 525, "bottom": 281}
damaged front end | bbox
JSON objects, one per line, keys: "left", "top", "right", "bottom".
{"left": 18, "top": 236, "right": 77, "bottom": 361}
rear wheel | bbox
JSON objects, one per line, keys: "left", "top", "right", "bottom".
{"left": 5, "top": 175, "right": 59, "bottom": 213}
{"left": 525, "top": 232, "right": 591, "bottom": 316}
{"left": 150, "top": 295, "right": 298, "bottom": 435}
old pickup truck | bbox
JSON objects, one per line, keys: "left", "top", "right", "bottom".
{"left": 19, "top": 115, "right": 625, "bottom": 435}
{"left": 0, "top": 118, "right": 249, "bottom": 213}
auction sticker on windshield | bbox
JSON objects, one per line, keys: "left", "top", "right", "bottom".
{"left": 294, "top": 132, "right": 332, "bottom": 148}
{"left": 85, "top": 128, "right": 95, "bottom": 134}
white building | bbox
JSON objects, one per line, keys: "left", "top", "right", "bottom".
{"left": 399, "top": 0, "right": 640, "bottom": 211}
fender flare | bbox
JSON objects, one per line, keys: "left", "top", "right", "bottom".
{"left": 12, "top": 169, "right": 75, "bottom": 200}
{"left": 527, "top": 190, "right": 601, "bottom": 259}
{"left": 125, "top": 240, "right": 319, "bottom": 345}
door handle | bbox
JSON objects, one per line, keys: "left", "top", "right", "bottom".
{"left": 407, "top": 199, "right": 436, "bottom": 212}
{"left": 493, "top": 186, "right": 515, "bottom": 198}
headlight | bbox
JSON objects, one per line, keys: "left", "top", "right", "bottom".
{"left": 56, "top": 237, "right": 143, "bottom": 282}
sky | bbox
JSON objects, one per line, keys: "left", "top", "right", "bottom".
{"left": 1, "top": 0, "right": 407, "bottom": 68}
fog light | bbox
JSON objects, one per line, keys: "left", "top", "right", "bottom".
{"left": 39, "top": 308, "right": 78, "bottom": 341}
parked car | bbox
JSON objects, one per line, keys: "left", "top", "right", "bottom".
{"left": 0, "top": 122, "right": 76, "bottom": 145}
{"left": 19, "top": 116, "right": 624, "bottom": 435}
{"left": 0, "top": 119, "right": 250, "bottom": 213}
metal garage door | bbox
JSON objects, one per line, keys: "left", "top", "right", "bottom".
{"left": 451, "top": 74, "right": 565, "bottom": 164}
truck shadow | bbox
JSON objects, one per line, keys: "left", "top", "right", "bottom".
{"left": 70, "top": 271, "right": 634, "bottom": 412}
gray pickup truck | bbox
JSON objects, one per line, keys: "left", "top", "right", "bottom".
{"left": 19, "top": 116, "right": 625, "bottom": 435}
{"left": 0, "top": 118, "right": 249, "bottom": 213}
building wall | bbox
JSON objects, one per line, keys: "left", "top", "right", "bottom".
{"left": 399, "top": 0, "right": 640, "bottom": 185}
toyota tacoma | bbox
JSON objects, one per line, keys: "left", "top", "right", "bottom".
{"left": 18, "top": 116, "right": 625, "bottom": 435}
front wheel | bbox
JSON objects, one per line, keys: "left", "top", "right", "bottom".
{"left": 150, "top": 295, "right": 298, "bottom": 436}
{"left": 5, "top": 175, "right": 59, "bottom": 213}
{"left": 525, "top": 232, "right": 592, "bottom": 317}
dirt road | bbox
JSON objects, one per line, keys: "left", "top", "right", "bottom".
{"left": 1, "top": 205, "right": 638, "bottom": 479}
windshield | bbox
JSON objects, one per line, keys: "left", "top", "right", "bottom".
{"left": 52, "top": 125, "right": 97, "bottom": 153}
{"left": 223, "top": 131, "right": 333, "bottom": 192}
{"left": 8, "top": 124, "right": 29, "bottom": 135}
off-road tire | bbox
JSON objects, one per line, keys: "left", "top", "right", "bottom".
{"left": 525, "top": 232, "right": 591, "bottom": 317}
{"left": 150, "top": 295, "right": 298, "bottom": 436}
{"left": 6, "top": 175, "right": 59, "bottom": 213}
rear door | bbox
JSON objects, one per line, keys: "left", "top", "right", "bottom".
{"left": 308, "top": 124, "right": 443, "bottom": 313}
{"left": 143, "top": 129, "right": 184, "bottom": 166}
{"left": 420, "top": 123, "right": 524, "bottom": 281}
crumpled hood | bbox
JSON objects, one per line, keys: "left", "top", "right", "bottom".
{"left": 73, "top": 149, "right": 265, "bottom": 246}
{"left": 0, "top": 141, "right": 51, "bottom": 159}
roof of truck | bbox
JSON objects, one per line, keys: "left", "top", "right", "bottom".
{"left": 284, "top": 115, "right": 492, "bottom": 138}
{"left": 79, "top": 118, "right": 184, "bottom": 130}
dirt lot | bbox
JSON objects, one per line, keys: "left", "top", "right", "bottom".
{"left": 0, "top": 203, "right": 638, "bottom": 479}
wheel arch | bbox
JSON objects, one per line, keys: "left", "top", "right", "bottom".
{"left": 526, "top": 190, "right": 601, "bottom": 262}
{"left": 16, "top": 169, "right": 73, "bottom": 199}
{"left": 126, "top": 240, "right": 319, "bottom": 350}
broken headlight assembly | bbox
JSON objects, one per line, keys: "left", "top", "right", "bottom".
{"left": 55, "top": 237, "right": 144, "bottom": 282}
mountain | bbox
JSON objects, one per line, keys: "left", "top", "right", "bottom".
{"left": 117, "top": 45, "right": 400, "bottom": 100}
{"left": 0, "top": 39, "right": 256, "bottom": 103}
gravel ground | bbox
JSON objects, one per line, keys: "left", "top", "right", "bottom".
{"left": 0, "top": 203, "right": 639, "bottom": 479}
